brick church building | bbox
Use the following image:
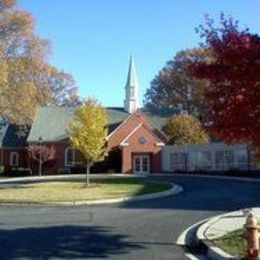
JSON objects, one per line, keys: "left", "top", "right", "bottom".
{"left": 0, "top": 57, "right": 178, "bottom": 175}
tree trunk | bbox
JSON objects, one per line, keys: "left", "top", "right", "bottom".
{"left": 39, "top": 146, "right": 43, "bottom": 176}
{"left": 86, "top": 164, "right": 90, "bottom": 186}
{"left": 39, "top": 161, "right": 42, "bottom": 176}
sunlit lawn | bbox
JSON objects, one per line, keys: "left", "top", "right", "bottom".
{"left": 0, "top": 178, "right": 171, "bottom": 203}
{"left": 213, "top": 229, "right": 245, "bottom": 258}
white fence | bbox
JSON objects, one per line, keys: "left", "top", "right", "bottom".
{"left": 162, "top": 143, "right": 260, "bottom": 173}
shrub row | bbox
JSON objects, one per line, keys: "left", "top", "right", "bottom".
{"left": 0, "top": 166, "right": 32, "bottom": 177}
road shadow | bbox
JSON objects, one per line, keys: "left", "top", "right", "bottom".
{"left": 0, "top": 225, "right": 143, "bottom": 259}
{"left": 120, "top": 176, "right": 260, "bottom": 212}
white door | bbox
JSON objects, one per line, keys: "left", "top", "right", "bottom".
{"left": 133, "top": 155, "right": 150, "bottom": 174}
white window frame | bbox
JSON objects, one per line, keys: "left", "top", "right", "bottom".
{"left": 10, "top": 152, "right": 19, "bottom": 166}
{"left": 224, "top": 150, "right": 235, "bottom": 168}
{"left": 65, "top": 147, "right": 75, "bottom": 167}
{"left": 236, "top": 149, "right": 248, "bottom": 170}
{"left": 201, "top": 151, "right": 212, "bottom": 171}
{"left": 133, "top": 154, "right": 150, "bottom": 174}
{"left": 215, "top": 150, "right": 234, "bottom": 170}
{"left": 170, "top": 152, "right": 186, "bottom": 171}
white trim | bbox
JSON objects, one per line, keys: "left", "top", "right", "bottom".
{"left": 156, "top": 142, "right": 165, "bottom": 147}
{"left": 154, "top": 127, "right": 168, "bottom": 141}
{"left": 133, "top": 154, "right": 150, "bottom": 174}
{"left": 150, "top": 124, "right": 168, "bottom": 141}
{"left": 120, "top": 143, "right": 129, "bottom": 146}
{"left": 106, "top": 112, "right": 134, "bottom": 140}
{"left": 120, "top": 122, "right": 165, "bottom": 147}
{"left": 10, "top": 152, "right": 19, "bottom": 167}
{"left": 140, "top": 123, "right": 166, "bottom": 143}
{"left": 106, "top": 111, "right": 167, "bottom": 145}
{"left": 64, "top": 147, "right": 75, "bottom": 167}
{"left": 120, "top": 123, "right": 143, "bottom": 146}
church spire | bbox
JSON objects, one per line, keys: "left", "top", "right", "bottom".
{"left": 124, "top": 56, "right": 139, "bottom": 113}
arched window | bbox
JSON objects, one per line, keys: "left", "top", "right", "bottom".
{"left": 10, "top": 152, "right": 19, "bottom": 166}
{"left": 65, "top": 147, "right": 75, "bottom": 166}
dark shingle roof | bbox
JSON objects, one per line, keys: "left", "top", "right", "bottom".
{"left": 28, "top": 106, "right": 75, "bottom": 142}
{"left": 27, "top": 106, "right": 180, "bottom": 143}
{"left": 139, "top": 107, "right": 180, "bottom": 130}
{"left": 106, "top": 107, "right": 129, "bottom": 125}
{"left": 0, "top": 124, "right": 28, "bottom": 148}
{"left": 28, "top": 106, "right": 129, "bottom": 142}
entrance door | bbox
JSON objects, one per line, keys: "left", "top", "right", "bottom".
{"left": 133, "top": 154, "right": 150, "bottom": 174}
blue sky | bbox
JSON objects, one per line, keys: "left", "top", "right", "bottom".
{"left": 19, "top": 0, "right": 259, "bottom": 107}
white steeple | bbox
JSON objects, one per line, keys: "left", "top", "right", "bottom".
{"left": 124, "top": 56, "right": 139, "bottom": 113}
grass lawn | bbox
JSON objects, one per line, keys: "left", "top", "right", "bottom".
{"left": 0, "top": 177, "right": 172, "bottom": 203}
{"left": 213, "top": 229, "right": 245, "bottom": 258}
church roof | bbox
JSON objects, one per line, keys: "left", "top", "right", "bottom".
{"left": 27, "top": 106, "right": 179, "bottom": 143}
{"left": 0, "top": 123, "right": 28, "bottom": 148}
{"left": 27, "top": 106, "right": 129, "bottom": 142}
{"left": 139, "top": 107, "right": 180, "bottom": 130}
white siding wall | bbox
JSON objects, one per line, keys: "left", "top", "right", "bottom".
{"left": 162, "top": 143, "right": 260, "bottom": 172}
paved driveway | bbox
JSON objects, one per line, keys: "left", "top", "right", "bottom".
{"left": 0, "top": 175, "right": 259, "bottom": 259}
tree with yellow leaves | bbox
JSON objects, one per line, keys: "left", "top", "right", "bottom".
{"left": 69, "top": 99, "right": 108, "bottom": 186}
{"left": 163, "top": 114, "right": 209, "bottom": 145}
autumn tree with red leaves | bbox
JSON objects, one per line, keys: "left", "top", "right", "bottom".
{"left": 189, "top": 14, "right": 260, "bottom": 158}
{"left": 29, "top": 144, "right": 56, "bottom": 175}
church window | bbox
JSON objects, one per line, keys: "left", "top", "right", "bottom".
{"left": 10, "top": 152, "right": 19, "bottom": 166}
{"left": 65, "top": 147, "right": 75, "bottom": 166}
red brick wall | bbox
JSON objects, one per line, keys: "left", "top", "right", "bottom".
{"left": 0, "top": 112, "right": 165, "bottom": 175}
{"left": 107, "top": 112, "right": 164, "bottom": 173}
{"left": 121, "top": 124, "right": 162, "bottom": 173}
{"left": 107, "top": 113, "right": 158, "bottom": 150}
{"left": 0, "top": 143, "right": 83, "bottom": 175}
{"left": 0, "top": 148, "right": 29, "bottom": 171}
{"left": 29, "top": 142, "right": 87, "bottom": 174}
{"left": 29, "top": 143, "right": 66, "bottom": 174}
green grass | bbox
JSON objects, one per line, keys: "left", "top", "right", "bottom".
{"left": 213, "top": 229, "right": 245, "bottom": 258}
{"left": 0, "top": 177, "right": 172, "bottom": 203}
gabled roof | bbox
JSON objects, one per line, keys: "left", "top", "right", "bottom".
{"left": 27, "top": 106, "right": 129, "bottom": 142}
{"left": 138, "top": 107, "right": 181, "bottom": 130}
{"left": 28, "top": 106, "right": 75, "bottom": 143}
{"left": 0, "top": 123, "right": 28, "bottom": 148}
{"left": 119, "top": 122, "right": 164, "bottom": 146}
{"left": 27, "top": 106, "right": 180, "bottom": 143}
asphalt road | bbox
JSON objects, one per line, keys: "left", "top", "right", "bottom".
{"left": 0, "top": 175, "right": 259, "bottom": 260}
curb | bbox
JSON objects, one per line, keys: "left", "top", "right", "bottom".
{"left": 0, "top": 183, "right": 183, "bottom": 206}
{"left": 2, "top": 173, "right": 260, "bottom": 185}
{"left": 152, "top": 173, "right": 260, "bottom": 183}
{"left": 176, "top": 218, "right": 210, "bottom": 246}
{"left": 177, "top": 209, "right": 258, "bottom": 259}
{"left": 196, "top": 210, "right": 247, "bottom": 259}
{"left": 0, "top": 174, "right": 144, "bottom": 184}
{"left": 176, "top": 218, "right": 211, "bottom": 260}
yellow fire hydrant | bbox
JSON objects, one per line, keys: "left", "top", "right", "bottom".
{"left": 244, "top": 213, "right": 260, "bottom": 259}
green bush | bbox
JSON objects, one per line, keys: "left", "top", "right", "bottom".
{"left": 0, "top": 165, "right": 4, "bottom": 175}
{"left": 107, "top": 169, "right": 115, "bottom": 173}
{"left": 5, "top": 167, "right": 32, "bottom": 177}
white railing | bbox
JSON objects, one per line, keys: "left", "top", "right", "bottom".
{"left": 162, "top": 143, "right": 260, "bottom": 172}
